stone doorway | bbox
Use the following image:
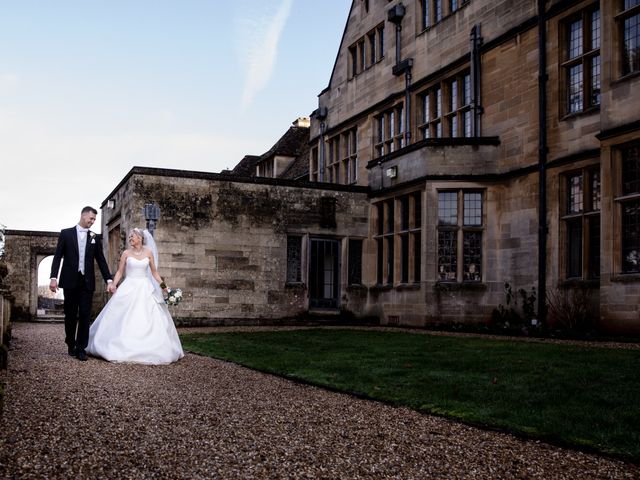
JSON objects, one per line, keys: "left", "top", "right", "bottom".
{"left": 308, "top": 238, "right": 340, "bottom": 310}
{"left": 36, "top": 255, "right": 64, "bottom": 319}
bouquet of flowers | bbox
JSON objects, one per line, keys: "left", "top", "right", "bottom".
{"left": 165, "top": 287, "right": 183, "bottom": 306}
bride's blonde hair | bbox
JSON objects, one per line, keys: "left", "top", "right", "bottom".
{"left": 130, "top": 228, "right": 146, "bottom": 245}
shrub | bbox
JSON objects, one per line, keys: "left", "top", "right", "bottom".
{"left": 546, "top": 286, "right": 595, "bottom": 333}
{"left": 491, "top": 282, "right": 537, "bottom": 333}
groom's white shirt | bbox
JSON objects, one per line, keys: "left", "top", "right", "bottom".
{"left": 76, "top": 224, "right": 88, "bottom": 275}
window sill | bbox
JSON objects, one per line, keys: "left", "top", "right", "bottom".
{"left": 610, "top": 273, "right": 640, "bottom": 283}
{"left": 561, "top": 210, "right": 601, "bottom": 220}
{"left": 396, "top": 283, "right": 421, "bottom": 291}
{"left": 434, "top": 281, "right": 487, "bottom": 292}
{"left": 347, "top": 284, "right": 367, "bottom": 292}
{"left": 611, "top": 70, "right": 640, "bottom": 86}
{"left": 560, "top": 106, "right": 600, "bottom": 122}
{"left": 559, "top": 278, "right": 600, "bottom": 289}
{"left": 370, "top": 284, "right": 394, "bottom": 292}
{"left": 285, "top": 282, "right": 306, "bottom": 290}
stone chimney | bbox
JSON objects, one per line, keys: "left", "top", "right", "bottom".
{"left": 292, "top": 117, "right": 310, "bottom": 128}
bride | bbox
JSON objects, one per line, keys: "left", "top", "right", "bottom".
{"left": 87, "top": 228, "right": 184, "bottom": 365}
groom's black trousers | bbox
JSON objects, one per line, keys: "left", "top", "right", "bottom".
{"left": 63, "top": 272, "right": 93, "bottom": 352}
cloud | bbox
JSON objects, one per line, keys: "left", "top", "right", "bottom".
{"left": 237, "top": 0, "right": 293, "bottom": 111}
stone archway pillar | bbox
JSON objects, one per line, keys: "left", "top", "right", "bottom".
{"left": 3, "top": 230, "right": 60, "bottom": 321}
{"left": 0, "top": 260, "right": 13, "bottom": 368}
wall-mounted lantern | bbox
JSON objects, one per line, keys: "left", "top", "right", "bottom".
{"left": 143, "top": 202, "right": 161, "bottom": 237}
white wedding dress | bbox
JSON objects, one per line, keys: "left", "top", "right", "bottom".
{"left": 87, "top": 257, "right": 184, "bottom": 365}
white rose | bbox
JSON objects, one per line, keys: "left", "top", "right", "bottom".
{"left": 176, "top": 291, "right": 182, "bottom": 298}
{"left": 169, "top": 296, "right": 175, "bottom": 302}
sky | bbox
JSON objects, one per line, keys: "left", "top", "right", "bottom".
{"left": 0, "top": 0, "right": 351, "bottom": 234}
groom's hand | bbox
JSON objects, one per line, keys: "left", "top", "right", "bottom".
{"left": 49, "top": 279, "right": 58, "bottom": 293}
{"left": 107, "top": 283, "right": 117, "bottom": 294}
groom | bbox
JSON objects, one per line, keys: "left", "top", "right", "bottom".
{"left": 49, "top": 206, "right": 115, "bottom": 361}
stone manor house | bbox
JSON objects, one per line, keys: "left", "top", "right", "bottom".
{"left": 5, "top": 0, "right": 640, "bottom": 334}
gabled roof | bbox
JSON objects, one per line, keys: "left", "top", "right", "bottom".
{"left": 279, "top": 144, "right": 310, "bottom": 181}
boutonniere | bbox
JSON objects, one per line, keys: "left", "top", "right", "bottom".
{"left": 89, "top": 232, "right": 96, "bottom": 244}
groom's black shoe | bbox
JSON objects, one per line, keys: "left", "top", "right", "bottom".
{"left": 68, "top": 346, "right": 76, "bottom": 356}
{"left": 77, "top": 350, "right": 88, "bottom": 361}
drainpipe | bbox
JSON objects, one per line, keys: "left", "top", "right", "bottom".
{"left": 316, "top": 107, "right": 328, "bottom": 182}
{"left": 537, "top": 0, "right": 548, "bottom": 323}
{"left": 469, "top": 24, "right": 483, "bottom": 137}
{"left": 389, "top": 4, "right": 413, "bottom": 146}
{"left": 404, "top": 68, "right": 412, "bottom": 147}
{"left": 393, "top": 11, "right": 402, "bottom": 64}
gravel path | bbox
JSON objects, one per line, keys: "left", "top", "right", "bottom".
{"left": 0, "top": 323, "right": 638, "bottom": 479}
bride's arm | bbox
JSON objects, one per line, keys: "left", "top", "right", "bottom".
{"left": 148, "top": 252, "right": 167, "bottom": 290}
{"left": 112, "top": 251, "right": 128, "bottom": 286}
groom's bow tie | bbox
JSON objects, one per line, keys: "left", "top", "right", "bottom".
{"left": 78, "top": 227, "right": 89, "bottom": 233}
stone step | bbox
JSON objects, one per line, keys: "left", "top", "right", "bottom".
{"left": 34, "top": 315, "right": 64, "bottom": 323}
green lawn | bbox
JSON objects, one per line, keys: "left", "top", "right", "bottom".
{"left": 180, "top": 329, "right": 640, "bottom": 461}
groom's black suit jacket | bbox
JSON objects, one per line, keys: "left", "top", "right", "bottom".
{"left": 50, "top": 227, "right": 112, "bottom": 291}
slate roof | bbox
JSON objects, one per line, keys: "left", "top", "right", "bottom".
{"left": 230, "top": 155, "right": 261, "bottom": 176}
{"left": 230, "top": 125, "right": 310, "bottom": 181}
{"left": 260, "top": 126, "right": 309, "bottom": 160}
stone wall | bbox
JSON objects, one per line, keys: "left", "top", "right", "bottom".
{"left": 101, "top": 168, "right": 370, "bottom": 325}
{"left": 482, "top": 26, "right": 539, "bottom": 171}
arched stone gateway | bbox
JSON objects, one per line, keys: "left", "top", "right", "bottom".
{"left": 3, "top": 230, "right": 59, "bottom": 320}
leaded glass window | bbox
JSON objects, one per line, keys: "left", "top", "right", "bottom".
{"left": 438, "top": 191, "right": 457, "bottom": 225}
{"left": 622, "top": 200, "right": 640, "bottom": 273}
{"left": 563, "top": 7, "right": 601, "bottom": 115}
{"left": 622, "top": 146, "right": 640, "bottom": 195}
{"left": 622, "top": 1, "right": 640, "bottom": 75}
{"left": 438, "top": 230, "right": 457, "bottom": 281}
{"left": 419, "top": 71, "right": 470, "bottom": 140}
{"left": 568, "top": 174, "right": 584, "bottom": 213}
{"left": 374, "top": 192, "right": 423, "bottom": 285}
{"left": 463, "top": 232, "right": 482, "bottom": 281}
{"left": 562, "top": 166, "right": 601, "bottom": 279}
{"left": 286, "top": 236, "right": 302, "bottom": 283}
{"left": 374, "top": 104, "right": 404, "bottom": 157}
{"left": 437, "top": 190, "right": 484, "bottom": 282}
{"left": 621, "top": 146, "right": 640, "bottom": 273}
{"left": 463, "top": 193, "right": 482, "bottom": 226}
